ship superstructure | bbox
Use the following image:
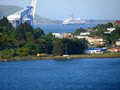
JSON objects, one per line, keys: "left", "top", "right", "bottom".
{"left": 62, "top": 17, "right": 85, "bottom": 25}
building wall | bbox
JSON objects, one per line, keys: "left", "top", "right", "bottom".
{"left": 75, "top": 36, "right": 89, "bottom": 39}
{"left": 52, "top": 33, "right": 63, "bottom": 38}
{"left": 63, "top": 33, "right": 73, "bottom": 38}
{"left": 116, "top": 41, "right": 120, "bottom": 46}
{"left": 80, "top": 32, "right": 90, "bottom": 36}
{"left": 88, "top": 38, "right": 104, "bottom": 45}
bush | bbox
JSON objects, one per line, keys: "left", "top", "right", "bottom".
{"left": 15, "top": 48, "right": 29, "bottom": 56}
{"left": 0, "top": 49, "right": 11, "bottom": 59}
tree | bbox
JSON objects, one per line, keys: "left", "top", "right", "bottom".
{"left": 73, "top": 28, "right": 85, "bottom": 36}
{"left": 24, "top": 42, "right": 39, "bottom": 55}
{"left": 0, "top": 17, "right": 9, "bottom": 27}
{"left": 5, "top": 22, "right": 14, "bottom": 35}
{"left": 45, "top": 32, "right": 54, "bottom": 39}
{"left": 107, "top": 22, "right": 113, "bottom": 28}
{"left": 33, "top": 28, "right": 45, "bottom": 39}
{"left": 53, "top": 39, "right": 64, "bottom": 56}
{"left": 0, "top": 17, "right": 14, "bottom": 35}
{"left": 23, "top": 23, "right": 33, "bottom": 33}
{"left": 103, "top": 34, "right": 111, "bottom": 48}
{"left": 15, "top": 48, "right": 29, "bottom": 56}
{"left": 0, "top": 49, "right": 11, "bottom": 59}
{"left": 16, "top": 23, "right": 34, "bottom": 41}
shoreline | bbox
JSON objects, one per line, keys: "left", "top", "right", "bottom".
{"left": 0, "top": 53, "right": 120, "bottom": 62}
{"left": 53, "top": 53, "right": 120, "bottom": 60}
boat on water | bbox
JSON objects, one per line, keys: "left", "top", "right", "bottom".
{"left": 62, "top": 17, "right": 85, "bottom": 25}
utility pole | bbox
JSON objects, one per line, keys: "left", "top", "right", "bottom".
{"left": 66, "top": 43, "right": 68, "bottom": 55}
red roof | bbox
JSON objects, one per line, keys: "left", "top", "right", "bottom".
{"left": 92, "top": 36, "right": 100, "bottom": 39}
{"left": 111, "top": 48, "right": 120, "bottom": 50}
{"left": 109, "top": 47, "right": 120, "bottom": 52}
{"left": 115, "top": 21, "right": 120, "bottom": 24}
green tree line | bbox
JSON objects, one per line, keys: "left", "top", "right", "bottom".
{"left": 0, "top": 17, "right": 86, "bottom": 59}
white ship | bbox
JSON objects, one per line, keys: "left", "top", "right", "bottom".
{"left": 62, "top": 17, "right": 85, "bottom": 25}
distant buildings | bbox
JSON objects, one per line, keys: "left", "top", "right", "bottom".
{"left": 108, "top": 39, "right": 120, "bottom": 52}
{"left": 74, "top": 31, "right": 104, "bottom": 46}
{"left": 108, "top": 48, "right": 120, "bottom": 52}
{"left": 116, "top": 40, "right": 120, "bottom": 46}
{"left": 75, "top": 31, "right": 90, "bottom": 40}
{"left": 80, "top": 32, "right": 90, "bottom": 36}
{"left": 114, "top": 21, "right": 120, "bottom": 26}
{"left": 86, "top": 28, "right": 93, "bottom": 32}
{"left": 87, "top": 36, "right": 104, "bottom": 45}
{"left": 52, "top": 33, "right": 63, "bottom": 38}
{"left": 107, "top": 28, "right": 116, "bottom": 32}
{"left": 52, "top": 33, "right": 73, "bottom": 39}
{"left": 104, "top": 28, "right": 116, "bottom": 34}
{"left": 75, "top": 36, "right": 89, "bottom": 39}
{"left": 63, "top": 33, "right": 73, "bottom": 38}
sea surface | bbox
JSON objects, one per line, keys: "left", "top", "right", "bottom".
{"left": 0, "top": 58, "right": 120, "bottom": 90}
{"left": 35, "top": 24, "right": 98, "bottom": 34}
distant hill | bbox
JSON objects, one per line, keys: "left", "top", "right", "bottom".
{"left": 85, "top": 19, "right": 115, "bottom": 24}
{"left": 0, "top": 5, "right": 59, "bottom": 24}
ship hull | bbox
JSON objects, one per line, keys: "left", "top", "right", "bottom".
{"left": 62, "top": 23, "right": 85, "bottom": 25}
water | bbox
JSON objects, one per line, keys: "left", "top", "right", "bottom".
{"left": 35, "top": 24, "right": 97, "bottom": 34}
{"left": 0, "top": 58, "right": 120, "bottom": 90}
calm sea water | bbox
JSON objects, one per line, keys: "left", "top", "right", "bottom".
{"left": 0, "top": 58, "right": 120, "bottom": 90}
{"left": 35, "top": 24, "right": 97, "bottom": 33}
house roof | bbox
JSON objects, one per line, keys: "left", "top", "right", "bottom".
{"left": 111, "top": 47, "right": 120, "bottom": 49}
{"left": 91, "top": 36, "right": 100, "bottom": 39}
{"left": 115, "top": 21, "right": 120, "bottom": 24}
{"left": 86, "top": 48, "right": 101, "bottom": 50}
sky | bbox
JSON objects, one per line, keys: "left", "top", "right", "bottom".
{"left": 0, "top": 0, "right": 120, "bottom": 20}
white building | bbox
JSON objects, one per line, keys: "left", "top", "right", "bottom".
{"left": 75, "top": 36, "right": 89, "bottom": 39}
{"left": 116, "top": 40, "right": 120, "bottom": 46}
{"left": 80, "top": 32, "right": 90, "bottom": 36}
{"left": 107, "top": 28, "right": 116, "bottom": 32}
{"left": 104, "top": 28, "right": 116, "bottom": 34}
{"left": 52, "top": 33, "right": 63, "bottom": 38}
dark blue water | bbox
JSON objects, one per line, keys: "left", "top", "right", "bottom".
{"left": 0, "top": 58, "right": 120, "bottom": 90}
{"left": 35, "top": 24, "right": 97, "bottom": 33}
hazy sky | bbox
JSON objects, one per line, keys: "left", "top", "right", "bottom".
{"left": 0, "top": 0, "right": 120, "bottom": 20}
